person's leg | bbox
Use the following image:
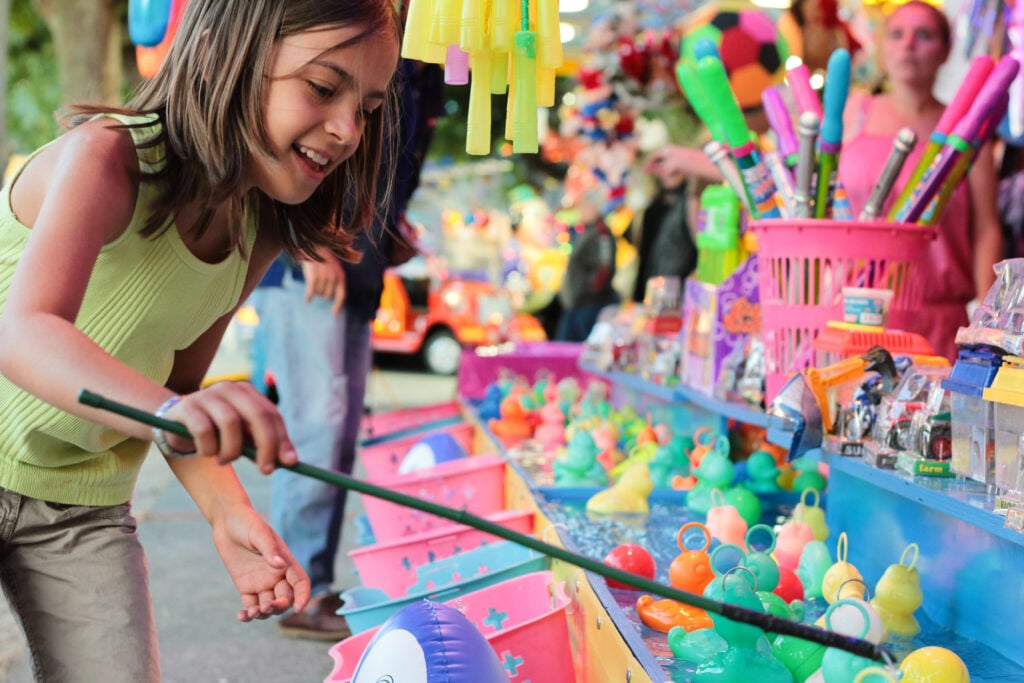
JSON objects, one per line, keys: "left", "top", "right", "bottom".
{"left": 258, "top": 273, "right": 348, "bottom": 597}
{"left": 0, "top": 490, "right": 158, "bottom": 683}
{"left": 311, "top": 315, "right": 373, "bottom": 585}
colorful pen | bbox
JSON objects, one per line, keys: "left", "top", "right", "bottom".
{"left": 764, "top": 150, "right": 797, "bottom": 217}
{"left": 704, "top": 141, "right": 754, "bottom": 215}
{"left": 786, "top": 62, "right": 823, "bottom": 120}
{"left": 814, "top": 49, "right": 850, "bottom": 218}
{"left": 888, "top": 55, "right": 994, "bottom": 216}
{"left": 793, "top": 111, "right": 820, "bottom": 219}
{"left": 697, "top": 54, "right": 781, "bottom": 219}
{"left": 921, "top": 91, "right": 1008, "bottom": 225}
{"left": 860, "top": 127, "right": 917, "bottom": 220}
{"left": 763, "top": 85, "right": 800, "bottom": 166}
{"left": 895, "top": 55, "right": 1020, "bottom": 223}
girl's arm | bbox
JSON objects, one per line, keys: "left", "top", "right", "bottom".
{"left": 967, "top": 141, "right": 1004, "bottom": 299}
{"left": 0, "top": 119, "right": 290, "bottom": 473}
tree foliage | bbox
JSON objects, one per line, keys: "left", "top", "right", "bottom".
{"left": 7, "top": 0, "right": 60, "bottom": 155}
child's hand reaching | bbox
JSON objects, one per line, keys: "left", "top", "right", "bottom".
{"left": 157, "top": 381, "right": 298, "bottom": 474}
{"left": 212, "top": 502, "right": 311, "bottom": 622}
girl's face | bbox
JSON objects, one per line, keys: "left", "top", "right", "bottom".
{"left": 249, "top": 23, "right": 398, "bottom": 204}
{"left": 882, "top": 4, "right": 949, "bottom": 88}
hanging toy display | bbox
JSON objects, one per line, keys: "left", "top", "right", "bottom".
{"left": 402, "top": 0, "right": 562, "bottom": 154}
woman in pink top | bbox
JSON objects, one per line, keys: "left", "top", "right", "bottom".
{"left": 838, "top": 1, "right": 1002, "bottom": 361}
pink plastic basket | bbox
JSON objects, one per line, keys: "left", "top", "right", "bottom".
{"left": 750, "top": 219, "right": 934, "bottom": 401}
{"left": 348, "top": 509, "right": 535, "bottom": 599}
{"left": 362, "top": 454, "right": 507, "bottom": 541}
{"left": 358, "top": 421, "right": 476, "bottom": 480}
{"left": 325, "top": 571, "right": 574, "bottom": 683}
{"left": 359, "top": 401, "right": 463, "bottom": 441}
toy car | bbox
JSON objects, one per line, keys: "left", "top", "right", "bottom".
{"left": 372, "top": 259, "right": 545, "bottom": 375}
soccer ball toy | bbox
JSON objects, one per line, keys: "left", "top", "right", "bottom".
{"left": 678, "top": 7, "right": 789, "bottom": 109}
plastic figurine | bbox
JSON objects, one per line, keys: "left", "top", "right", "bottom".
{"left": 744, "top": 450, "right": 783, "bottom": 494}
{"left": 821, "top": 533, "right": 864, "bottom": 604}
{"left": 585, "top": 460, "right": 653, "bottom": 514}
{"left": 669, "top": 522, "right": 715, "bottom": 595}
{"left": 870, "top": 543, "right": 923, "bottom": 639}
{"left": 706, "top": 489, "right": 748, "bottom": 547}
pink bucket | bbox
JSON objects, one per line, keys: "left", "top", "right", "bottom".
{"left": 348, "top": 509, "right": 535, "bottom": 599}
{"left": 359, "top": 401, "right": 463, "bottom": 441}
{"left": 749, "top": 219, "right": 934, "bottom": 401}
{"left": 362, "top": 454, "right": 507, "bottom": 541}
{"left": 358, "top": 421, "right": 476, "bottom": 480}
{"left": 325, "top": 571, "right": 574, "bottom": 683}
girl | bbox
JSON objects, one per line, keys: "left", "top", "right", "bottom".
{"left": 839, "top": 1, "right": 1002, "bottom": 361}
{"left": 0, "top": 0, "right": 400, "bottom": 680}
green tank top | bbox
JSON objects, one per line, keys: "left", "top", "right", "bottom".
{"left": 0, "top": 113, "right": 258, "bottom": 505}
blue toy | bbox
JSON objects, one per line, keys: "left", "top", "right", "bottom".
{"left": 351, "top": 600, "right": 507, "bottom": 682}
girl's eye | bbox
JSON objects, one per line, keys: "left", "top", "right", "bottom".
{"left": 308, "top": 81, "right": 337, "bottom": 99}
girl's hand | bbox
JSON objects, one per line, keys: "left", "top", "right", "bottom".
{"left": 160, "top": 382, "right": 297, "bottom": 474}
{"left": 301, "top": 255, "right": 346, "bottom": 315}
{"left": 212, "top": 503, "right": 311, "bottom": 622}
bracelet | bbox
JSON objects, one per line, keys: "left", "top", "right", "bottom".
{"left": 152, "top": 396, "right": 196, "bottom": 458}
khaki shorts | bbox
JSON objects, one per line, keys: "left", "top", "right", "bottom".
{"left": 0, "top": 488, "right": 159, "bottom": 682}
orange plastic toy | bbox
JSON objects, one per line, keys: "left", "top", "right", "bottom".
{"left": 669, "top": 522, "right": 715, "bottom": 594}
{"left": 636, "top": 594, "right": 713, "bottom": 633}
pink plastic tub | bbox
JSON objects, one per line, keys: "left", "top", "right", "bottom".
{"left": 358, "top": 421, "right": 476, "bottom": 480}
{"left": 325, "top": 571, "right": 573, "bottom": 683}
{"left": 359, "top": 401, "right": 463, "bottom": 441}
{"left": 362, "top": 454, "right": 507, "bottom": 541}
{"left": 348, "top": 509, "right": 535, "bottom": 599}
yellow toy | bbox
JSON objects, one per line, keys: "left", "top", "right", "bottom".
{"left": 899, "top": 647, "right": 969, "bottom": 683}
{"left": 586, "top": 461, "right": 654, "bottom": 515}
{"left": 821, "top": 532, "right": 864, "bottom": 604}
{"left": 871, "top": 543, "right": 923, "bottom": 639}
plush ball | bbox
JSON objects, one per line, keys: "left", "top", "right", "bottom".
{"left": 678, "top": 7, "right": 789, "bottom": 109}
{"left": 398, "top": 433, "right": 468, "bottom": 474}
{"left": 352, "top": 600, "right": 507, "bottom": 683}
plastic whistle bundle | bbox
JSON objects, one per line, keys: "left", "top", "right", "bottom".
{"left": 402, "top": 0, "right": 563, "bottom": 155}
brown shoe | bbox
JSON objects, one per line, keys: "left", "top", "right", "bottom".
{"left": 277, "top": 592, "right": 351, "bottom": 641}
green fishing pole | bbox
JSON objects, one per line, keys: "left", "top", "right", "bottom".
{"left": 79, "top": 389, "right": 889, "bottom": 662}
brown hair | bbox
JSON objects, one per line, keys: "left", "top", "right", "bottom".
{"left": 61, "top": 0, "right": 402, "bottom": 260}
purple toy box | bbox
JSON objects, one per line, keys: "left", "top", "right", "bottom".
{"left": 680, "top": 255, "right": 761, "bottom": 398}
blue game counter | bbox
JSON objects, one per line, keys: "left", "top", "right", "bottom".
{"left": 472, "top": 361, "right": 1024, "bottom": 680}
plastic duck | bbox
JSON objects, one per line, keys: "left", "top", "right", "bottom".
{"left": 706, "top": 489, "right": 748, "bottom": 547}
{"left": 816, "top": 599, "right": 884, "bottom": 683}
{"left": 555, "top": 376, "right": 581, "bottom": 415}
{"left": 636, "top": 594, "right": 713, "bottom": 633}
{"left": 476, "top": 383, "right": 504, "bottom": 421}
{"left": 775, "top": 515, "right": 816, "bottom": 571}
{"left": 899, "top": 646, "right": 969, "bottom": 683}
{"left": 744, "top": 450, "right": 782, "bottom": 494}
{"left": 586, "top": 461, "right": 653, "bottom": 515}
{"left": 796, "top": 540, "right": 832, "bottom": 602}
{"left": 821, "top": 533, "right": 864, "bottom": 604}
{"left": 533, "top": 401, "right": 567, "bottom": 451}
{"left": 722, "top": 485, "right": 763, "bottom": 526}
{"left": 685, "top": 449, "right": 736, "bottom": 516}
{"left": 487, "top": 396, "right": 534, "bottom": 444}
{"left": 693, "top": 569, "right": 794, "bottom": 682}
{"left": 669, "top": 523, "right": 715, "bottom": 595}
{"left": 649, "top": 442, "right": 690, "bottom": 488}
{"left": 790, "top": 454, "right": 828, "bottom": 493}
{"left": 793, "top": 489, "right": 829, "bottom": 541}
{"left": 870, "top": 543, "right": 923, "bottom": 639}
{"left": 552, "top": 430, "right": 607, "bottom": 487}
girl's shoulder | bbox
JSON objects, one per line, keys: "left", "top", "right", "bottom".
{"left": 10, "top": 119, "right": 141, "bottom": 238}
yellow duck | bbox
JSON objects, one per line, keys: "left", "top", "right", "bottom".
{"left": 586, "top": 461, "right": 654, "bottom": 515}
